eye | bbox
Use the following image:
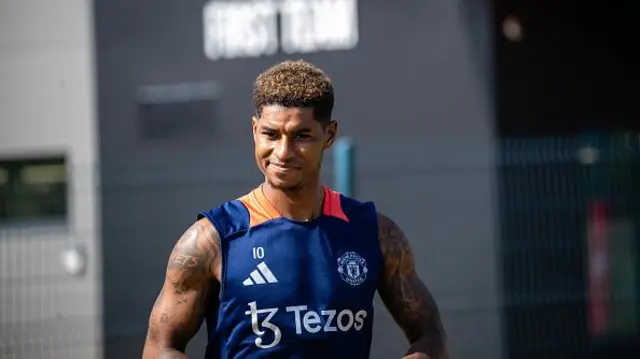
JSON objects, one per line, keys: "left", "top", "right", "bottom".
{"left": 261, "top": 131, "right": 278, "bottom": 140}
{"left": 295, "top": 133, "right": 312, "bottom": 140}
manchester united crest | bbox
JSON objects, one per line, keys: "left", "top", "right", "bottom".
{"left": 337, "top": 251, "right": 368, "bottom": 286}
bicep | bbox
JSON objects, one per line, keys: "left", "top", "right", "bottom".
{"left": 377, "top": 214, "right": 444, "bottom": 343}
{"left": 144, "top": 219, "right": 220, "bottom": 353}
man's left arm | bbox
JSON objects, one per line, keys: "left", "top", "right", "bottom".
{"left": 377, "top": 213, "right": 450, "bottom": 359}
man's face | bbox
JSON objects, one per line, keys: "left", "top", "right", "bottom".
{"left": 253, "top": 105, "right": 337, "bottom": 191}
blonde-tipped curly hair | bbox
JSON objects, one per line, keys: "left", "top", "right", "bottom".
{"left": 252, "top": 60, "right": 334, "bottom": 124}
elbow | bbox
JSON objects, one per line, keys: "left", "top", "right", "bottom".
{"left": 142, "top": 341, "right": 165, "bottom": 359}
{"left": 143, "top": 345, "right": 189, "bottom": 359}
{"left": 406, "top": 331, "right": 449, "bottom": 359}
{"left": 142, "top": 340, "right": 176, "bottom": 359}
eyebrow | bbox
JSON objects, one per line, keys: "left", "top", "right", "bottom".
{"left": 260, "top": 125, "right": 312, "bottom": 133}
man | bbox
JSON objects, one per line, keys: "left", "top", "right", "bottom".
{"left": 142, "top": 60, "right": 449, "bottom": 359}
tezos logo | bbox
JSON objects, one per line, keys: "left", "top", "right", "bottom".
{"left": 245, "top": 301, "right": 367, "bottom": 349}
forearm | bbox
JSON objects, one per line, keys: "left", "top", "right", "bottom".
{"left": 375, "top": 214, "right": 449, "bottom": 359}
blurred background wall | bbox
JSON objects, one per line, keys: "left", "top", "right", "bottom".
{"left": 1, "top": 0, "right": 637, "bottom": 359}
{"left": 0, "top": 0, "right": 102, "bottom": 358}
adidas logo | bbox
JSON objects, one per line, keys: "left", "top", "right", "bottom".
{"left": 242, "top": 262, "right": 278, "bottom": 286}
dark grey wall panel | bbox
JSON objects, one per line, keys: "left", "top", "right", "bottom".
{"left": 94, "top": 1, "right": 499, "bottom": 358}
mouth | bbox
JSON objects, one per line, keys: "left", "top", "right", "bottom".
{"left": 269, "top": 162, "right": 299, "bottom": 172}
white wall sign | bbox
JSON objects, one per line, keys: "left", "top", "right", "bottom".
{"left": 203, "top": 0, "right": 359, "bottom": 60}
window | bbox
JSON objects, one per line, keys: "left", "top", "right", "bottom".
{"left": 0, "top": 157, "right": 67, "bottom": 223}
{"left": 136, "top": 82, "right": 220, "bottom": 141}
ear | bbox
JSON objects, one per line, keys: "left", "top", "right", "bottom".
{"left": 252, "top": 116, "right": 259, "bottom": 137}
{"left": 324, "top": 121, "right": 338, "bottom": 148}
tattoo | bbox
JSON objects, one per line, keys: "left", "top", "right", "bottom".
{"left": 171, "top": 253, "right": 199, "bottom": 268}
{"left": 142, "top": 219, "right": 221, "bottom": 359}
{"left": 377, "top": 214, "right": 449, "bottom": 359}
{"left": 166, "top": 223, "right": 218, "bottom": 299}
{"left": 148, "top": 323, "right": 160, "bottom": 342}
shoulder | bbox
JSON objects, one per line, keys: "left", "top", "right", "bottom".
{"left": 197, "top": 198, "right": 252, "bottom": 239}
{"left": 327, "top": 190, "right": 404, "bottom": 248}
{"left": 376, "top": 212, "right": 412, "bottom": 261}
{"left": 169, "top": 218, "right": 221, "bottom": 280}
{"left": 377, "top": 212, "right": 401, "bottom": 236}
{"left": 189, "top": 217, "right": 220, "bottom": 241}
{"left": 331, "top": 190, "right": 377, "bottom": 223}
{"left": 175, "top": 218, "right": 220, "bottom": 252}
{"left": 332, "top": 189, "right": 372, "bottom": 208}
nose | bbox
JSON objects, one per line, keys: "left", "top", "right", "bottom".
{"left": 274, "top": 136, "right": 295, "bottom": 161}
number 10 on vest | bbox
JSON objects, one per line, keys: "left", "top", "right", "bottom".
{"left": 253, "top": 247, "right": 265, "bottom": 259}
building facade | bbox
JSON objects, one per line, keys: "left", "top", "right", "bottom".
{"left": 0, "top": 0, "right": 102, "bottom": 358}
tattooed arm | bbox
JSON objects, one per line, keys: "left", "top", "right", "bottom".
{"left": 377, "top": 213, "right": 450, "bottom": 359}
{"left": 142, "top": 218, "right": 221, "bottom": 359}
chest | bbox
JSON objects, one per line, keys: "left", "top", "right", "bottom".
{"left": 221, "top": 219, "right": 382, "bottom": 308}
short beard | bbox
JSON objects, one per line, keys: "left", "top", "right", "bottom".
{"left": 266, "top": 178, "right": 303, "bottom": 192}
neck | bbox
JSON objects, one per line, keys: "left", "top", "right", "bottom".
{"left": 261, "top": 180, "right": 325, "bottom": 221}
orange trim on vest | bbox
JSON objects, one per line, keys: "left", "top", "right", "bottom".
{"left": 322, "top": 187, "right": 349, "bottom": 222}
{"left": 237, "top": 188, "right": 280, "bottom": 227}
{"left": 238, "top": 186, "right": 349, "bottom": 226}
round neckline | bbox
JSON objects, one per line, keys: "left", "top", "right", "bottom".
{"left": 256, "top": 184, "right": 326, "bottom": 223}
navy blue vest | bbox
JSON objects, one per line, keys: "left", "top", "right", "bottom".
{"left": 197, "top": 186, "right": 382, "bottom": 359}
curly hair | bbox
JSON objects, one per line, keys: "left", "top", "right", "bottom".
{"left": 252, "top": 60, "right": 334, "bottom": 124}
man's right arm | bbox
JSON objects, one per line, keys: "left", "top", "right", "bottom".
{"left": 142, "top": 218, "right": 221, "bottom": 359}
